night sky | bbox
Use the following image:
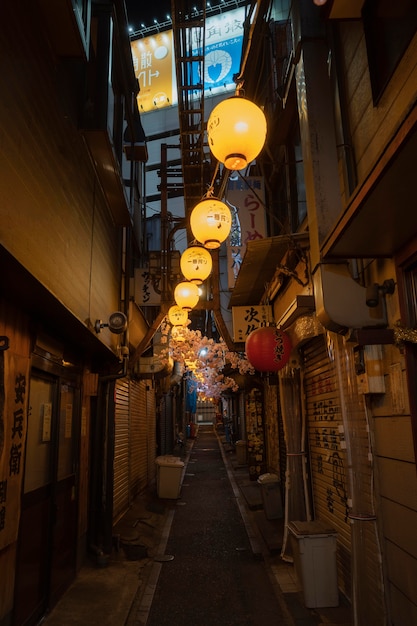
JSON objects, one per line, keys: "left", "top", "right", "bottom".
{"left": 125, "top": 0, "right": 172, "bottom": 31}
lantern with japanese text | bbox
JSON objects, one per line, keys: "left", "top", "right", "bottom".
{"left": 207, "top": 96, "right": 267, "bottom": 170}
{"left": 245, "top": 326, "right": 292, "bottom": 372}
{"left": 168, "top": 305, "right": 188, "bottom": 327}
{"left": 174, "top": 281, "right": 200, "bottom": 310}
{"left": 180, "top": 246, "right": 213, "bottom": 284}
{"left": 190, "top": 197, "right": 232, "bottom": 249}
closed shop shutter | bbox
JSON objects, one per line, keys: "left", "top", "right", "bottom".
{"left": 195, "top": 400, "right": 215, "bottom": 423}
{"left": 302, "top": 335, "right": 352, "bottom": 600}
{"left": 113, "top": 378, "right": 130, "bottom": 522}
{"left": 159, "top": 393, "right": 172, "bottom": 456}
{"left": 146, "top": 382, "right": 157, "bottom": 484}
{"left": 131, "top": 379, "right": 148, "bottom": 496}
{"left": 129, "top": 379, "right": 142, "bottom": 497}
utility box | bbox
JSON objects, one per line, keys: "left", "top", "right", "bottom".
{"left": 235, "top": 440, "right": 247, "bottom": 465}
{"left": 289, "top": 520, "right": 339, "bottom": 608}
{"left": 257, "top": 473, "right": 282, "bottom": 519}
{"left": 155, "top": 455, "right": 184, "bottom": 499}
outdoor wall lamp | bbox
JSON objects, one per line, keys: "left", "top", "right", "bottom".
{"left": 365, "top": 279, "right": 396, "bottom": 308}
{"left": 207, "top": 95, "right": 267, "bottom": 170}
{"left": 180, "top": 245, "right": 213, "bottom": 283}
{"left": 95, "top": 311, "right": 128, "bottom": 334}
{"left": 190, "top": 197, "right": 232, "bottom": 249}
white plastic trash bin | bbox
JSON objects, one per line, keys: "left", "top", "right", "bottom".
{"left": 257, "top": 473, "right": 282, "bottom": 519}
{"left": 155, "top": 455, "right": 185, "bottom": 499}
{"left": 289, "top": 520, "right": 339, "bottom": 608}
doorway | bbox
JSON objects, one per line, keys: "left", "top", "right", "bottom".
{"left": 14, "top": 368, "right": 80, "bottom": 625}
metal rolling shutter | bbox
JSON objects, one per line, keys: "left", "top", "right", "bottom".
{"left": 113, "top": 378, "right": 130, "bottom": 522}
{"left": 131, "top": 379, "right": 148, "bottom": 495}
{"left": 159, "top": 393, "right": 172, "bottom": 456}
{"left": 146, "top": 382, "right": 157, "bottom": 484}
{"left": 302, "top": 335, "right": 352, "bottom": 600}
{"left": 129, "top": 379, "right": 142, "bottom": 497}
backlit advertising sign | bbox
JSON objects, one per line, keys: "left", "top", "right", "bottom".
{"left": 131, "top": 7, "right": 245, "bottom": 113}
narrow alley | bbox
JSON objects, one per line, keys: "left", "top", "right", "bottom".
{"left": 141, "top": 426, "right": 292, "bottom": 626}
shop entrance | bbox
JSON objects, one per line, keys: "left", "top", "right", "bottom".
{"left": 14, "top": 367, "right": 80, "bottom": 625}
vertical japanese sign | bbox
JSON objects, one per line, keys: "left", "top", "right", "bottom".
{"left": 227, "top": 176, "right": 266, "bottom": 288}
{"left": 232, "top": 305, "right": 272, "bottom": 343}
{"left": 0, "top": 350, "right": 29, "bottom": 549}
{"left": 131, "top": 30, "right": 175, "bottom": 113}
{"left": 134, "top": 267, "right": 161, "bottom": 306}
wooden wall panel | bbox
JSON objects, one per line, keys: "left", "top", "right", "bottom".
{"left": 0, "top": 4, "right": 121, "bottom": 350}
{"left": 380, "top": 498, "right": 417, "bottom": 560}
{"left": 339, "top": 22, "right": 417, "bottom": 185}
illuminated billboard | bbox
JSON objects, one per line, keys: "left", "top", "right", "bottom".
{"left": 131, "top": 30, "right": 175, "bottom": 113}
{"left": 131, "top": 7, "right": 245, "bottom": 113}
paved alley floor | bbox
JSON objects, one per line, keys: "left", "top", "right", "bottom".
{"left": 42, "top": 424, "right": 352, "bottom": 626}
{"left": 131, "top": 425, "right": 294, "bottom": 626}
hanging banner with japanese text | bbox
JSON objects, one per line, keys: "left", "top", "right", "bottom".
{"left": 0, "top": 351, "right": 29, "bottom": 549}
{"left": 232, "top": 305, "right": 272, "bottom": 343}
{"left": 226, "top": 176, "right": 266, "bottom": 288}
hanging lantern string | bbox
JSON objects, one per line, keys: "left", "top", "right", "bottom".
{"left": 204, "top": 161, "right": 220, "bottom": 199}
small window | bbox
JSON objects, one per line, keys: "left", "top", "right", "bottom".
{"left": 363, "top": 0, "right": 417, "bottom": 104}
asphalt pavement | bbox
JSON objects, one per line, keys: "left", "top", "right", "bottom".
{"left": 42, "top": 424, "right": 352, "bottom": 626}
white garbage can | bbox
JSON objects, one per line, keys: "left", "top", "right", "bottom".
{"left": 155, "top": 455, "right": 185, "bottom": 499}
{"left": 289, "top": 520, "right": 339, "bottom": 608}
{"left": 257, "top": 473, "right": 283, "bottom": 519}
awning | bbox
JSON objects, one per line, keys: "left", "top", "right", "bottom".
{"left": 229, "top": 233, "right": 309, "bottom": 307}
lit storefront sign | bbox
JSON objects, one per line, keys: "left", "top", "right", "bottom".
{"left": 232, "top": 305, "right": 272, "bottom": 343}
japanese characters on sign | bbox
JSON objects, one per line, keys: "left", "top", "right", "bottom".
{"left": 227, "top": 176, "right": 266, "bottom": 288}
{"left": 134, "top": 267, "right": 162, "bottom": 306}
{"left": 132, "top": 30, "right": 175, "bottom": 113}
{"left": 131, "top": 7, "right": 245, "bottom": 113}
{"left": 0, "top": 351, "right": 28, "bottom": 549}
{"left": 232, "top": 305, "right": 272, "bottom": 343}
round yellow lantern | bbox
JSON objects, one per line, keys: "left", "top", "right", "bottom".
{"left": 167, "top": 305, "right": 188, "bottom": 327}
{"left": 190, "top": 198, "right": 232, "bottom": 249}
{"left": 174, "top": 281, "right": 200, "bottom": 310}
{"left": 180, "top": 246, "right": 213, "bottom": 284}
{"left": 207, "top": 96, "right": 267, "bottom": 170}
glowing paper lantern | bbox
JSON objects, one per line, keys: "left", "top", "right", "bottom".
{"left": 167, "top": 305, "right": 188, "bottom": 326}
{"left": 207, "top": 96, "right": 267, "bottom": 170}
{"left": 180, "top": 246, "right": 213, "bottom": 284}
{"left": 245, "top": 326, "right": 292, "bottom": 372}
{"left": 190, "top": 198, "right": 232, "bottom": 249}
{"left": 174, "top": 281, "right": 200, "bottom": 310}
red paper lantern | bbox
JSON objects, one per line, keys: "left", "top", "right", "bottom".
{"left": 245, "top": 326, "right": 292, "bottom": 372}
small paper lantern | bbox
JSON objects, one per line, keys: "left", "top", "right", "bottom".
{"left": 245, "top": 326, "right": 292, "bottom": 372}
{"left": 190, "top": 198, "right": 232, "bottom": 249}
{"left": 207, "top": 96, "right": 267, "bottom": 170}
{"left": 174, "top": 281, "right": 200, "bottom": 310}
{"left": 180, "top": 246, "right": 213, "bottom": 284}
{"left": 168, "top": 305, "right": 188, "bottom": 326}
